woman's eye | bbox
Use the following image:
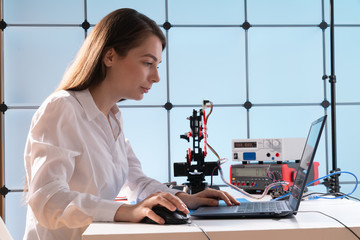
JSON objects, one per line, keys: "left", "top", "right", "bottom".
{"left": 145, "top": 62, "right": 153, "bottom": 67}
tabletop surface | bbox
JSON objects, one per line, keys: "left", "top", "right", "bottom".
{"left": 83, "top": 192, "right": 360, "bottom": 240}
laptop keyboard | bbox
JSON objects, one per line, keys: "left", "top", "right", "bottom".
{"left": 236, "top": 201, "right": 289, "bottom": 213}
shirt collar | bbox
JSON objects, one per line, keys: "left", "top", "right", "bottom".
{"left": 74, "top": 89, "right": 119, "bottom": 122}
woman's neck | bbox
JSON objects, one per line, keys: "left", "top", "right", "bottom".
{"left": 89, "top": 84, "right": 118, "bottom": 117}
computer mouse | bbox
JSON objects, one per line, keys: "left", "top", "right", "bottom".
{"left": 142, "top": 205, "right": 191, "bottom": 224}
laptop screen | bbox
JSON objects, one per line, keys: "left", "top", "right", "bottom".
{"left": 288, "top": 116, "right": 327, "bottom": 211}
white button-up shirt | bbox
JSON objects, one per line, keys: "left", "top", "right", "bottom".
{"left": 23, "top": 89, "right": 179, "bottom": 240}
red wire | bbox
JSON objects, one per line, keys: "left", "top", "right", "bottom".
{"left": 203, "top": 109, "right": 207, "bottom": 156}
{"left": 188, "top": 148, "right": 191, "bottom": 164}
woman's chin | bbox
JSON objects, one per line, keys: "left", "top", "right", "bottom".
{"left": 130, "top": 94, "right": 144, "bottom": 101}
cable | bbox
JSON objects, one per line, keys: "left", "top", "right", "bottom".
{"left": 304, "top": 191, "right": 360, "bottom": 202}
{"left": 271, "top": 171, "right": 359, "bottom": 202}
{"left": 340, "top": 193, "right": 360, "bottom": 202}
{"left": 193, "top": 211, "right": 359, "bottom": 240}
{"left": 206, "top": 142, "right": 220, "bottom": 160}
{"left": 207, "top": 142, "right": 288, "bottom": 200}
{"left": 306, "top": 171, "right": 358, "bottom": 200}
{"left": 209, "top": 165, "right": 218, "bottom": 188}
{"left": 303, "top": 191, "right": 333, "bottom": 199}
{"left": 193, "top": 223, "right": 211, "bottom": 240}
{"left": 202, "top": 100, "right": 213, "bottom": 124}
{"left": 297, "top": 210, "right": 360, "bottom": 240}
{"left": 202, "top": 101, "right": 213, "bottom": 157}
{"left": 271, "top": 192, "right": 290, "bottom": 201}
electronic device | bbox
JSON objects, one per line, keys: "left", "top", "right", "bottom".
{"left": 191, "top": 115, "right": 327, "bottom": 219}
{"left": 232, "top": 138, "right": 306, "bottom": 162}
{"left": 173, "top": 100, "right": 218, "bottom": 194}
{"left": 230, "top": 162, "right": 320, "bottom": 193}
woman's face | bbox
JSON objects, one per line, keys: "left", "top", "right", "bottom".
{"left": 103, "top": 34, "right": 163, "bottom": 101}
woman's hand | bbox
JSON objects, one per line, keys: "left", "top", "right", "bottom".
{"left": 114, "top": 191, "right": 189, "bottom": 224}
{"left": 175, "top": 188, "right": 240, "bottom": 209}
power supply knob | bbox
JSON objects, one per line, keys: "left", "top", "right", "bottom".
{"left": 264, "top": 140, "right": 272, "bottom": 148}
{"left": 273, "top": 140, "right": 280, "bottom": 148}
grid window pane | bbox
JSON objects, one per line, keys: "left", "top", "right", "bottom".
{"left": 335, "top": 27, "right": 360, "bottom": 102}
{"left": 119, "top": 107, "right": 169, "bottom": 183}
{"left": 4, "top": 110, "right": 35, "bottom": 189}
{"left": 247, "top": 0, "right": 322, "bottom": 24}
{"left": 248, "top": 27, "right": 324, "bottom": 103}
{"left": 335, "top": 0, "right": 360, "bottom": 24}
{"left": 168, "top": 0, "right": 244, "bottom": 25}
{"left": 169, "top": 28, "right": 246, "bottom": 105}
{"left": 4, "top": 0, "right": 84, "bottom": 24}
{"left": 337, "top": 106, "right": 360, "bottom": 181}
{"left": 4, "top": 27, "right": 84, "bottom": 106}
{"left": 87, "top": 0, "right": 165, "bottom": 24}
{"left": 5, "top": 193, "right": 27, "bottom": 240}
{"left": 250, "top": 106, "right": 325, "bottom": 138}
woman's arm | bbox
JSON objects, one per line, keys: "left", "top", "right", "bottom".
{"left": 114, "top": 191, "right": 188, "bottom": 224}
{"left": 113, "top": 188, "right": 239, "bottom": 224}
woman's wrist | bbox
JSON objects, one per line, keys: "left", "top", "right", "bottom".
{"left": 175, "top": 191, "right": 194, "bottom": 208}
{"left": 113, "top": 204, "right": 134, "bottom": 222}
{"left": 175, "top": 191, "right": 189, "bottom": 201}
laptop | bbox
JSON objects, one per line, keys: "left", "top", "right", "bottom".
{"left": 191, "top": 115, "right": 327, "bottom": 218}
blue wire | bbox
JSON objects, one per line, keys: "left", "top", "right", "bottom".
{"left": 272, "top": 171, "right": 358, "bottom": 201}
{"left": 307, "top": 171, "right": 358, "bottom": 200}
{"left": 271, "top": 192, "right": 290, "bottom": 201}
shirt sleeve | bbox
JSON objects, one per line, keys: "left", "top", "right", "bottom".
{"left": 119, "top": 139, "right": 181, "bottom": 203}
{"left": 24, "top": 96, "right": 122, "bottom": 230}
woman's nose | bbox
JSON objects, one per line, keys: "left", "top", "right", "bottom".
{"left": 151, "top": 68, "right": 160, "bottom": 83}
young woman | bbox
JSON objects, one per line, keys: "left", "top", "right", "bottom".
{"left": 23, "top": 8, "right": 239, "bottom": 240}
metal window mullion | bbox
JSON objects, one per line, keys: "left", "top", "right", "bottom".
{"left": 0, "top": 0, "right": 5, "bottom": 221}
{"left": 165, "top": 0, "right": 172, "bottom": 183}
{"left": 84, "top": 0, "right": 88, "bottom": 38}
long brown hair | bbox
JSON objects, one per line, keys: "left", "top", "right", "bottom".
{"left": 56, "top": 8, "right": 166, "bottom": 91}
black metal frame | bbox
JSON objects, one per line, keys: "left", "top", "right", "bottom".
{"left": 328, "top": 0, "right": 341, "bottom": 193}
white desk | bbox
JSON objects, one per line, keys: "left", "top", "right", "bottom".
{"left": 82, "top": 197, "right": 360, "bottom": 240}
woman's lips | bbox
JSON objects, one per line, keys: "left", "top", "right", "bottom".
{"left": 142, "top": 87, "right": 150, "bottom": 93}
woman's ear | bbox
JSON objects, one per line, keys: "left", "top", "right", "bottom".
{"left": 103, "top": 48, "right": 116, "bottom": 67}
